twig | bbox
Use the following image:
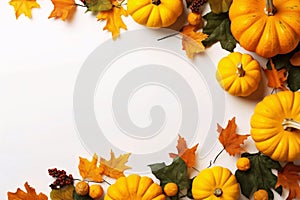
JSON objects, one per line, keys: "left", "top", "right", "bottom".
{"left": 207, "top": 148, "right": 225, "bottom": 168}
{"left": 75, "top": 3, "right": 86, "bottom": 7}
{"left": 157, "top": 33, "right": 180, "bottom": 41}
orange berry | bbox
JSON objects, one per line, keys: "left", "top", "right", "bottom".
{"left": 188, "top": 12, "right": 202, "bottom": 26}
{"left": 164, "top": 182, "right": 178, "bottom": 197}
{"left": 236, "top": 157, "right": 251, "bottom": 171}
{"left": 75, "top": 181, "right": 89, "bottom": 196}
{"left": 89, "top": 184, "right": 104, "bottom": 199}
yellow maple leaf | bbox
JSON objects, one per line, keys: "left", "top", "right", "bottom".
{"left": 169, "top": 135, "right": 199, "bottom": 168}
{"left": 99, "top": 150, "right": 131, "bottom": 179}
{"left": 96, "top": 3, "right": 128, "bottom": 40}
{"left": 7, "top": 182, "right": 48, "bottom": 200}
{"left": 48, "top": 0, "right": 76, "bottom": 21}
{"left": 181, "top": 25, "right": 208, "bottom": 59}
{"left": 9, "top": 0, "right": 40, "bottom": 19}
{"left": 78, "top": 153, "right": 103, "bottom": 182}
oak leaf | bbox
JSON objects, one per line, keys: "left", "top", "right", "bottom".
{"left": 99, "top": 150, "right": 131, "bottom": 179}
{"left": 9, "top": 0, "right": 40, "bottom": 19}
{"left": 78, "top": 153, "right": 103, "bottom": 182}
{"left": 96, "top": 3, "right": 128, "bottom": 40}
{"left": 181, "top": 25, "right": 208, "bottom": 59}
{"left": 218, "top": 117, "right": 249, "bottom": 156}
{"left": 264, "top": 59, "right": 288, "bottom": 91}
{"left": 169, "top": 134, "right": 199, "bottom": 168}
{"left": 48, "top": 0, "right": 76, "bottom": 21}
{"left": 276, "top": 163, "right": 300, "bottom": 200}
{"left": 7, "top": 182, "right": 48, "bottom": 200}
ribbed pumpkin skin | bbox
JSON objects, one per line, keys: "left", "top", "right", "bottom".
{"left": 192, "top": 166, "right": 240, "bottom": 200}
{"left": 104, "top": 174, "right": 165, "bottom": 200}
{"left": 127, "top": 0, "right": 183, "bottom": 27}
{"left": 216, "top": 52, "right": 261, "bottom": 97}
{"left": 251, "top": 91, "right": 300, "bottom": 161}
{"left": 229, "top": 0, "right": 300, "bottom": 58}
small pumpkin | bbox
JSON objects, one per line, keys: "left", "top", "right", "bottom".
{"left": 216, "top": 52, "right": 261, "bottom": 97}
{"left": 104, "top": 174, "right": 165, "bottom": 200}
{"left": 229, "top": 0, "right": 300, "bottom": 58}
{"left": 163, "top": 182, "right": 178, "bottom": 197}
{"left": 236, "top": 157, "right": 251, "bottom": 171}
{"left": 127, "top": 0, "right": 183, "bottom": 28}
{"left": 253, "top": 189, "right": 268, "bottom": 200}
{"left": 251, "top": 91, "right": 300, "bottom": 161}
{"left": 192, "top": 166, "right": 240, "bottom": 200}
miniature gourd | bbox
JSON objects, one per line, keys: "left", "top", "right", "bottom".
{"left": 251, "top": 91, "right": 300, "bottom": 161}
{"left": 216, "top": 52, "right": 261, "bottom": 96}
{"left": 229, "top": 0, "right": 300, "bottom": 58}
{"left": 104, "top": 174, "right": 165, "bottom": 200}
{"left": 192, "top": 166, "right": 240, "bottom": 200}
{"left": 127, "top": 0, "right": 183, "bottom": 28}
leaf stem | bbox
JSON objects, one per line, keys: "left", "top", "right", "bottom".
{"left": 208, "top": 148, "right": 225, "bottom": 168}
{"left": 157, "top": 33, "right": 180, "bottom": 41}
{"left": 192, "top": 167, "right": 200, "bottom": 172}
{"left": 75, "top": 3, "right": 86, "bottom": 7}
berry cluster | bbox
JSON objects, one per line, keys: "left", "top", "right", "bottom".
{"left": 48, "top": 168, "right": 74, "bottom": 189}
{"left": 190, "top": 0, "right": 207, "bottom": 13}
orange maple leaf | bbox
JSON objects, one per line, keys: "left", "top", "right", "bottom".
{"left": 218, "top": 117, "right": 249, "bottom": 156}
{"left": 264, "top": 59, "right": 288, "bottom": 91}
{"left": 96, "top": 2, "right": 128, "bottom": 40}
{"left": 169, "top": 134, "right": 199, "bottom": 168}
{"left": 48, "top": 0, "right": 76, "bottom": 21}
{"left": 181, "top": 25, "right": 208, "bottom": 59}
{"left": 99, "top": 150, "right": 131, "bottom": 179}
{"left": 276, "top": 163, "right": 300, "bottom": 200}
{"left": 7, "top": 182, "right": 48, "bottom": 200}
{"left": 78, "top": 153, "right": 103, "bottom": 182}
{"left": 9, "top": 0, "right": 40, "bottom": 19}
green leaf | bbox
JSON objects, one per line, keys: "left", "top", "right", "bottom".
{"left": 50, "top": 185, "right": 74, "bottom": 200}
{"left": 235, "top": 152, "right": 282, "bottom": 200}
{"left": 149, "top": 157, "right": 189, "bottom": 199}
{"left": 84, "top": 0, "right": 112, "bottom": 12}
{"left": 208, "top": 0, "right": 232, "bottom": 14}
{"left": 187, "top": 177, "right": 195, "bottom": 199}
{"left": 287, "top": 67, "right": 300, "bottom": 91}
{"left": 73, "top": 190, "right": 93, "bottom": 200}
{"left": 202, "top": 12, "right": 237, "bottom": 52}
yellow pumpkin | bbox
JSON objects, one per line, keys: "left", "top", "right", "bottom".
{"left": 127, "top": 0, "right": 183, "bottom": 27}
{"left": 229, "top": 0, "right": 300, "bottom": 58}
{"left": 251, "top": 91, "right": 300, "bottom": 161}
{"left": 216, "top": 52, "right": 261, "bottom": 97}
{"left": 104, "top": 174, "right": 165, "bottom": 200}
{"left": 192, "top": 166, "right": 240, "bottom": 200}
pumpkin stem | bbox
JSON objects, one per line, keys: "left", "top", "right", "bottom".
{"left": 152, "top": 0, "right": 161, "bottom": 5}
{"left": 265, "top": 0, "right": 277, "bottom": 16}
{"left": 236, "top": 63, "right": 245, "bottom": 77}
{"left": 213, "top": 188, "right": 223, "bottom": 197}
{"left": 282, "top": 118, "right": 300, "bottom": 131}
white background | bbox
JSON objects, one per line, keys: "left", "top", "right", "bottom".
{"left": 0, "top": 1, "right": 291, "bottom": 199}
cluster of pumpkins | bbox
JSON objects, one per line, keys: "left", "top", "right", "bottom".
{"left": 101, "top": 0, "right": 300, "bottom": 199}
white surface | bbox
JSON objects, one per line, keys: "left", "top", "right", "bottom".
{"left": 0, "top": 1, "right": 289, "bottom": 200}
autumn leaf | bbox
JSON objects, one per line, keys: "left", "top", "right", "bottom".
{"left": 181, "top": 25, "right": 208, "bottom": 59}
{"left": 50, "top": 185, "right": 74, "bottom": 200}
{"left": 48, "top": 0, "right": 76, "bottom": 21}
{"left": 96, "top": 3, "right": 128, "bottom": 40}
{"left": 84, "top": 0, "right": 113, "bottom": 12}
{"left": 276, "top": 163, "right": 300, "bottom": 200}
{"left": 208, "top": 0, "right": 232, "bottom": 14}
{"left": 7, "top": 182, "right": 48, "bottom": 200}
{"left": 218, "top": 117, "right": 249, "bottom": 156}
{"left": 78, "top": 153, "right": 103, "bottom": 182}
{"left": 99, "top": 150, "right": 131, "bottom": 179}
{"left": 264, "top": 59, "right": 288, "bottom": 91}
{"left": 9, "top": 0, "right": 40, "bottom": 19}
{"left": 169, "top": 134, "right": 199, "bottom": 168}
